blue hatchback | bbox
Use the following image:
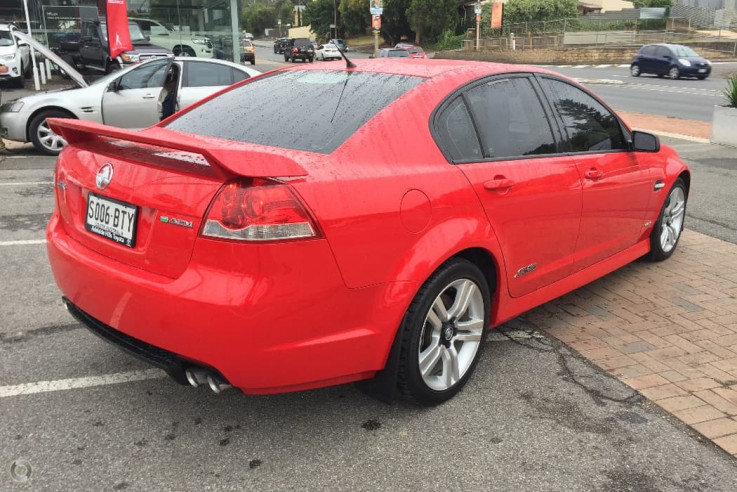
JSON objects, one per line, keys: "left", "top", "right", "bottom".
{"left": 630, "top": 43, "right": 711, "bottom": 80}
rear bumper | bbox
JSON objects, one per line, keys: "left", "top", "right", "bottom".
{"left": 47, "top": 212, "right": 409, "bottom": 394}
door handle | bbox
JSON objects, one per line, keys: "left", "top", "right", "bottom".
{"left": 142, "top": 94, "right": 156, "bottom": 99}
{"left": 483, "top": 178, "right": 515, "bottom": 191}
{"left": 584, "top": 168, "right": 603, "bottom": 180}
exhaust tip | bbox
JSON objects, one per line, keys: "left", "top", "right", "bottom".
{"left": 207, "top": 375, "right": 232, "bottom": 394}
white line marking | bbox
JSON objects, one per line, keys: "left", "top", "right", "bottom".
{"left": 0, "top": 181, "right": 52, "bottom": 186}
{"left": 0, "top": 239, "right": 47, "bottom": 246}
{"left": 0, "top": 369, "right": 167, "bottom": 398}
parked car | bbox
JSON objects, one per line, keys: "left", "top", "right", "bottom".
{"left": 630, "top": 43, "right": 711, "bottom": 80}
{"left": 244, "top": 32, "right": 254, "bottom": 41}
{"left": 0, "top": 23, "right": 31, "bottom": 88}
{"left": 46, "top": 59, "right": 689, "bottom": 405}
{"left": 329, "top": 38, "right": 349, "bottom": 52}
{"left": 400, "top": 46, "right": 426, "bottom": 59}
{"left": 273, "top": 37, "right": 289, "bottom": 54}
{"left": 130, "top": 17, "right": 214, "bottom": 58}
{"left": 377, "top": 48, "right": 409, "bottom": 58}
{"left": 241, "top": 38, "right": 255, "bottom": 65}
{"left": 0, "top": 54, "right": 259, "bottom": 154}
{"left": 283, "top": 38, "right": 314, "bottom": 63}
{"left": 316, "top": 43, "right": 341, "bottom": 61}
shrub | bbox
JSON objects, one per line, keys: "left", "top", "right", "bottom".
{"left": 723, "top": 73, "right": 737, "bottom": 108}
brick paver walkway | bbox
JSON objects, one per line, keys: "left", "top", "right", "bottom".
{"left": 520, "top": 230, "right": 737, "bottom": 458}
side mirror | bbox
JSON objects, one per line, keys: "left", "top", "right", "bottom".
{"left": 631, "top": 130, "right": 660, "bottom": 152}
{"left": 107, "top": 80, "right": 119, "bottom": 92}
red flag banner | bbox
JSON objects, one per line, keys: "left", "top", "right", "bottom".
{"left": 106, "top": 0, "right": 132, "bottom": 59}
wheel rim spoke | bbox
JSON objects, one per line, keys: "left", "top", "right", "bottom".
{"left": 446, "top": 280, "right": 476, "bottom": 320}
{"left": 431, "top": 296, "right": 450, "bottom": 323}
{"left": 419, "top": 343, "right": 442, "bottom": 378}
{"left": 441, "top": 345, "right": 460, "bottom": 388}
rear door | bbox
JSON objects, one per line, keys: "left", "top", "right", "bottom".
{"left": 653, "top": 46, "right": 672, "bottom": 75}
{"left": 538, "top": 76, "right": 653, "bottom": 271}
{"left": 435, "top": 74, "right": 583, "bottom": 298}
{"left": 102, "top": 58, "right": 171, "bottom": 128}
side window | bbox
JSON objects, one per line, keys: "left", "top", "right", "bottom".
{"left": 641, "top": 45, "right": 656, "bottom": 56}
{"left": 541, "top": 78, "right": 626, "bottom": 153}
{"left": 656, "top": 46, "right": 671, "bottom": 58}
{"left": 464, "top": 77, "right": 557, "bottom": 159}
{"left": 434, "top": 97, "right": 482, "bottom": 162}
{"left": 185, "top": 62, "right": 235, "bottom": 87}
{"left": 117, "top": 60, "right": 169, "bottom": 90}
{"left": 231, "top": 68, "right": 249, "bottom": 83}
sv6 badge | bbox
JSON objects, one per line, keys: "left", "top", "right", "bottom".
{"left": 160, "top": 216, "right": 193, "bottom": 228}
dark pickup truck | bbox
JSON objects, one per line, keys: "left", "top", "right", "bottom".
{"left": 55, "top": 19, "right": 171, "bottom": 74}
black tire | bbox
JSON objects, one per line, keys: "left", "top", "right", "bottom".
{"left": 668, "top": 66, "right": 680, "bottom": 80}
{"left": 29, "top": 109, "right": 73, "bottom": 155}
{"left": 645, "top": 178, "right": 687, "bottom": 262}
{"left": 284, "top": 54, "right": 289, "bottom": 62}
{"left": 308, "top": 56, "right": 314, "bottom": 63}
{"left": 630, "top": 64, "right": 640, "bottom": 77}
{"left": 250, "top": 58, "right": 255, "bottom": 65}
{"left": 174, "top": 46, "right": 196, "bottom": 57}
{"left": 397, "top": 258, "right": 490, "bottom": 405}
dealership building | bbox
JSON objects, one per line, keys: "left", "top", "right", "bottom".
{"left": 0, "top": 0, "right": 244, "bottom": 62}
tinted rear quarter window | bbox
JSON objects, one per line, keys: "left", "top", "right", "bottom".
{"left": 166, "top": 70, "right": 424, "bottom": 153}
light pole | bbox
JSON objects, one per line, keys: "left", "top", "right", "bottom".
{"left": 333, "top": 0, "right": 337, "bottom": 39}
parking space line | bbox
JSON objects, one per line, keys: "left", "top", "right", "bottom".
{"left": 0, "top": 239, "right": 47, "bottom": 246}
{"left": 0, "top": 181, "right": 52, "bottom": 186}
{"left": 0, "top": 369, "right": 167, "bottom": 398}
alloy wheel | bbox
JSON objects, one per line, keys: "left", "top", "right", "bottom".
{"left": 417, "top": 278, "right": 485, "bottom": 391}
{"left": 659, "top": 186, "right": 685, "bottom": 254}
{"left": 630, "top": 64, "right": 640, "bottom": 77}
{"left": 37, "top": 120, "right": 67, "bottom": 153}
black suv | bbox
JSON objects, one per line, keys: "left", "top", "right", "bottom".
{"left": 273, "top": 37, "right": 289, "bottom": 54}
{"left": 283, "top": 38, "right": 314, "bottom": 63}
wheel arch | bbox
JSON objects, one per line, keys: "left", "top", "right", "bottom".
{"left": 26, "top": 106, "right": 77, "bottom": 141}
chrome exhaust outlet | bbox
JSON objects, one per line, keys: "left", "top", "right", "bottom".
{"left": 207, "top": 374, "right": 232, "bottom": 394}
{"left": 185, "top": 368, "right": 210, "bottom": 388}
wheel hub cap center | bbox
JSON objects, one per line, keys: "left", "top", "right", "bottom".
{"left": 441, "top": 322, "right": 454, "bottom": 345}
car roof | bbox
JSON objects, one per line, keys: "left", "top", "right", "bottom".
{"left": 278, "top": 58, "right": 564, "bottom": 85}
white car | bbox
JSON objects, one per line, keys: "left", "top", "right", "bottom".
{"left": 0, "top": 52, "right": 259, "bottom": 154}
{"left": 316, "top": 43, "right": 341, "bottom": 61}
{"left": 130, "top": 17, "right": 214, "bottom": 58}
{"left": 0, "top": 23, "right": 31, "bottom": 88}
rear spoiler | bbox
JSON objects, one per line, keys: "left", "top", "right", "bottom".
{"left": 48, "top": 119, "right": 308, "bottom": 179}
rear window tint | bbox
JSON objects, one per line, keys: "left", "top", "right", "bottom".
{"left": 165, "top": 70, "right": 424, "bottom": 153}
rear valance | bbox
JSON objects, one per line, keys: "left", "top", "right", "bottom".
{"left": 48, "top": 119, "right": 309, "bottom": 179}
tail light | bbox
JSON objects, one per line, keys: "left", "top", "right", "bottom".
{"left": 201, "top": 178, "right": 320, "bottom": 241}
{"left": 293, "top": 47, "right": 299, "bottom": 53}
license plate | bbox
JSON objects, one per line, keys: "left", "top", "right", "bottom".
{"left": 698, "top": 68, "right": 707, "bottom": 73}
{"left": 85, "top": 193, "right": 138, "bottom": 248}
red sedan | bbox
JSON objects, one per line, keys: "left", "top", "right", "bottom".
{"left": 47, "top": 60, "right": 689, "bottom": 405}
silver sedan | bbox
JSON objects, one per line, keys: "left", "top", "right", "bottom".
{"left": 0, "top": 57, "right": 260, "bottom": 155}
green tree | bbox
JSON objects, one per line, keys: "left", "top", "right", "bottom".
{"left": 276, "top": 0, "right": 295, "bottom": 27}
{"left": 339, "top": 0, "right": 370, "bottom": 37}
{"left": 242, "top": 4, "right": 276, "bottom": 37}
{"left": 304, "top": 0, "right": 339, "bottom": 40}
{"left": 503, "top": 0, "right": 578, "bottom": 25}
{"left": 632, "top": 0, "right": 672, "bottom": 7}
{"left": 407, "top": 0, "right": 458, "bottom": 44}
{"left": 381, "top": 0, "right": 413, "bottom": 46}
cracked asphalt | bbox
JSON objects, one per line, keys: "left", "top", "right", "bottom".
{"left": 2, "top": 143, "right": 737, "bottom": 489}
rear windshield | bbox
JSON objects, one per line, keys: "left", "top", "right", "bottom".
{"left": 294, "top": 39, "right": 311, "bottom": 46}
{"left": 165, "top": 70, "right": 424, "bottom": 154}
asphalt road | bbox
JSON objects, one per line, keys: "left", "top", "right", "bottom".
{"left": 2, "top": 135, "right": 737, "bottom": 488}
{"left": 546, "top": 62, "right": 737, "bottom": 122}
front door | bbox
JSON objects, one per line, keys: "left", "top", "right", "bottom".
{"left": 538, "top": 77, "right": 653, "bottom": 271}
{"left": 435, "top": 75, "right": 583, "bottom": 298}
{"left": 101, "top": 59, "right": 171, "bottom": 128}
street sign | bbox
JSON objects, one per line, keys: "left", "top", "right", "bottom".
{"left": 370, "top": 0, "right": 383, "bottom": 15}
{"left": 372, "top": 15, "right": 381, "bottom": 30}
